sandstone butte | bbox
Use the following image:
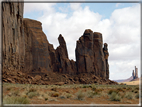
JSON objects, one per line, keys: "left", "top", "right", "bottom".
{"left": 2, "top": 1, "right": 118, "bottom": 85}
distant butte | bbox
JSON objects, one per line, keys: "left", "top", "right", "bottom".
{"left": 2, "top": 1, "right": 117, "bottom": 85}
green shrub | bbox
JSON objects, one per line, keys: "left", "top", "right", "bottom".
{"left": 134, "top": 90, "right": 139, "bottom": 93}
{"left": 123, "top": 87, "right": 127, "bottom": 89}
{"left": 6, "top": 87, "right": 12, "bottom": 91}
{"left": 75, "top": 90, "right": 85, "bottom": 100}
{"left": 135, "top": 93, "right": 139, "bottom": 99}
{"left": 12, "top": 90, "right": 19, "bottom": 96}
{"left": 125, "top": 92, "right": 134, "bottom": 100}
{"left": 86, "top": 90, "right": 95, "bottom": 98}
{"left": 29, "top": 88, "right": 36, "bottom": 92}
{"left": 83, "top": 85, "right": 91, "bottom": 88}
{"left": 117, "top": 88, "right": 124, "bottom": 92}
{"left": 66, "top": 93, "right": 72, "bottom": 98}
{"left": 126, "top": 87, "right": 131, "bottom": 90}
{"left": 91, "top": 86, "right": 96, "bottom": 91}
{"left": 27, "top": 92, "right": 38, "bottom": 98}
{"left": 45, "top": 98, "right": 48, "bottom": 101}
{"left": 108, "top": 90, "right": 119, "bottom": 95}
{"left": 135, "top": 87, "right": 139, "bottom": 90}
{"left": 109, "top": 92, "right": 121, "bottom": 101}
{"left": 59, "top": 95, "right": 66, "bottom": 99}
{"left": 96, "top": 88, "right": 103, "bottom": 93}
{"left": 3, "top": 96, "right": 30, "bottom": 104}
{"left": 83, "top": 85, "right": 87, "bottom": 88}
{"left": 51, "top": 88, "right": 57, "bottom": 91}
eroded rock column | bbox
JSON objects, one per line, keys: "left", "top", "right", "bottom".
{"left": 103, "top": 43, "right": 109, "bottom": 79}
{"left": 93, "top": 32, "right": 106, "bottom": 79}
{"left": 76, "top": 29, "right": 107, "bottom": 79}
{"left": 75, "top": 29, "right": 94, "bottom": 74}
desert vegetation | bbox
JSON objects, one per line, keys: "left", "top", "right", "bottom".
{"left": 3, "top": 83, "right": 140, "bottom": 104}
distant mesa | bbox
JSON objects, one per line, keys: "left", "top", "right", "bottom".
{"left": 132, "top": 66, "right": 139, "bottom": 81}
{"left": 113, "top": 66, "right": 139, "bottom": 83}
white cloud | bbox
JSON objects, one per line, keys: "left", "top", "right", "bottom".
{"left": 70, "top": 3, "right": 81, "bottom": 10}
{"left": 24, "top": 3, "right": 140, "bottom": 80}
{"left": 116, "top": 3, "right": 120, "bottom": 7}
{"left": 24, "top": 3, "right": 56, "bottom": 14}
{"left": 38, "top": 5, "right": 102, "bottom": 51}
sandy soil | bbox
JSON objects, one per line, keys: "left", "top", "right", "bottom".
{"left": 121, "top": 80, "right": 140, "bottom": 85}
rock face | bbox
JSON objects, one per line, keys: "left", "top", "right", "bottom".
{"left": 75, "top": 30, "right": 107, "bottom": 79}
{"left": 2, "top": 1, "right": 117, "bottom": 85}
{"left": 2, "top": 1, "right": 25, "bottom": 73}
{"left": 23, "top": 18, "right": 52, "bottom": 75}
{"left": 76, "top": 29, "right": 94, "bottom": 74}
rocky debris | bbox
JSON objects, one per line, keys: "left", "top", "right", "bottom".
{"left": 3, "top": 70, "right": 117, "bottom": 85}
{"left": 2, "top": 1, "right": 25, "bottom": 73}
{"left": 33, "top": 75, "right": 41, "bottom": 82}
{"left": 103, "top": 43, "right": 109, "bottom": 79}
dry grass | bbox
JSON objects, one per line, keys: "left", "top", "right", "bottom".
{"left": 124, "top": 92, "right": 134, "bottom": 100}
{"left": 2, "top": 83, "right": 140, "bottom": 104}
{"left": 27, "top": 92, "right": 39, "bottom": 98}
{"left": 109, "top": 92, "right": 121, "bottom": 101}
{"left": 3, "top": 96, "right": 30, "bottom": 104}
{"left": 75, "top": 90, "right": 86, "bottom": 100}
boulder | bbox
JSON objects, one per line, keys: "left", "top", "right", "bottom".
{"left": 34, "top": 75, "right": 41, "bottom": 82}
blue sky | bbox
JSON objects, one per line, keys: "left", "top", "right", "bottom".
{"left": 23, "top": 2, "right": 140, "bottom": 80}
{"left": 24, "top": 3, "right": 138, "bottom": 20}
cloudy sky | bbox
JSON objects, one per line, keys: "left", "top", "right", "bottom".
{"left": 23, "top": 0, "right": 141, "bottom": 80}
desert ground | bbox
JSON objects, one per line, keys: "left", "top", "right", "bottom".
{"left": 2, "top": 82, "right": 140, "bottom": 105}
{"left": 120, "top": 80, "right": 140, "bottom": 85}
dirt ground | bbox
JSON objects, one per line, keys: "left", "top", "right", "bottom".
{"left": 2, "top": 83, "right": 140, "bottom": 105}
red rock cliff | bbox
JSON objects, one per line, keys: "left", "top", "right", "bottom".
{"left": 23, "top": 18, "right": 53, "bottom": 75}
{"left": 2, "top": 1, "right": 114, "bottom": 84}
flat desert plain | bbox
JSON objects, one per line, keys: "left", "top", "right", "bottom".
{"left": 121, "top": 80, "right": 140, "bottom": 85}
{"left": 3, "top": 83, "right": 140, "bottom": 105}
